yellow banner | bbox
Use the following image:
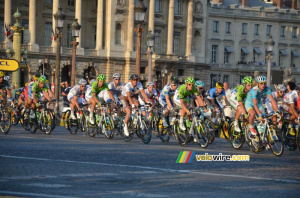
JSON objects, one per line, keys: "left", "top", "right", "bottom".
{"left": 0, "top": 59, "right": 20, "bottom": 71}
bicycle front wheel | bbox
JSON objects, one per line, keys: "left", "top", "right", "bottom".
{"left": 42, "top": 111, "right": 54, "bottom": 135}
{"left": 139, "top": 118, "right": 152, "bottom": 144}
{"left": 194, "top": 121, "right": 209, "bottom": 148}
{"left": 229, "top": 122, "right": 245, "bottom": 149}
{"left": 173, "top": 121, "right": 188, "bottom": 146}
{"left": 157, "top": 117, "right": 171, "bottom": 143}
{"left": 0, "top": 109, "right": 12, "bottom": 134}
{"left": 103, "top": 114, "right": 115, "bottom": 139}
{"left": 267, "top": 124, "right": 284, "bottom": 157}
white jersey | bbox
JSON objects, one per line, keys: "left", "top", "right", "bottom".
{"left": 139, "top": 88, "right": 157, "bottom": 101}
{"left": 68, "top": 85, "right": 86, "bottom": 98}
{"left": 283, "top": 90, "right": 298, "bottom": 104}
{"left": 108, "top": 81, "right": 123, "bottom": 95}
{"left": 121, "top": 82, "right": 143, "bottom": 97}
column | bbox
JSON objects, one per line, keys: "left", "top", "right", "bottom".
{"left": 126, "top": 0, "right": 134, "bottom": 51}
{"left": 166, "top": 0, "right": 174, "bottom": 55}
{"left": 4, "top": 0, "right": 12, "bottom": 47}
{"left": 148, "top": 0, "right": 155, "bottom": 32}
{"left": 95, "top": 0, "right": 103, "bottom": 51}
{"left": 52, "top": 0, "right": 59, "bottom": 47}
{"left": 185, "top": 0, "right": 193, "bottom": 57}
{"left": 28, "top": 0, "right": 39, "bottom": 52}
{"left": 75, "top": 0, "right": 84, "bottom": 55}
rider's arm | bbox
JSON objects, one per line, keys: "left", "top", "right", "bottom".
{"left": 252, "top": 98, "right": 262, "bottom": 116}
{"left": 268, "top": 94, "right": 279, "bottom": 113}
{"left": 42, "top": 90, "right": 52, "bottom": 102}
{"left": 48, "top": 89, "right": 55, "bottom": 99}
{"left": 165, "top": 95, "right": 172, "bottom": 109}
{"left": 127, "top": 91, "right": 134, "bottom": 106}
{"left": 223, "top": 95, "right": 230, "bottom": 106}
{"left": 140, "top": 89, "right": 150, "bottom": 104}
{"left": 290, "top": 103, "right": 299, "bottom": 118}
{"left": 92, "top": 92, "right": 99, "bottom": 103}
{"left": 106, "top": 90, "right": 115, "bottom": 102}
{"left": 6, "top": 88, "right": 12, "bottom": 98}
{"left": 196, "top": 95, "right": 204, "bottom": 107}
{"left": 239, "top": 101, "right": 247, "bottom": 114}
{"left": 180, "top": 98, "right": 189, "bottom": 113}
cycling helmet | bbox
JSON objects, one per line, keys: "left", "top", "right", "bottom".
{"left": 97, "top": 74, "right": 106, "bottom": 81}
{"left": 185, "top": 77, "right": 195, "bottom": 84}
{"left": 256, "top": 75, "right": 267, "bottom": 83}
{"left": 216, "top": 81, "right": 224, "bottom": 89}
{"left": 242, "top": 76, "right": 253, "bottom": 84}
{"left": 78, "top": 79, "right": 87, "bottom": 85}
{"left": 146, "top": 81, "right": 154, "bottom": 87}
{"left": 112, "top": 73, "right": 121, "bottom": 79}
{"left": 130, "top": 74, "right": 139, "bottom": 80}
{"left": 0, "top": 71, "right": 4, "bottom": 77}
{"left": 276, "top": 84, "right": 286, "bottom": 92}
{"left": 195, "top": 80, "right": 205, "bottom": 87}
{"left": 33, "top": 75, "right": 38, "bottom": 80}
{"left": 38, "top": 76, "right": 47, "bottom": 83}
{"left": 170, "top": 76, "right": 179, "bottom": 84}
{"left": 89, "top": 79, "right": 96, "bottom": 85}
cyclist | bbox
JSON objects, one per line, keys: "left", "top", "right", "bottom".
{"left": 138, "top": 81, "right": 158, "bottom": 107}
{"left": 264, "top": 84, "right": 285, "bottom": 122}
{"left": 120, "top": 74, "right": 150, "bottom": 136}
{"left": 245, "top": 75, "right": 279, "bottom": 137}
{"left": 282, "top": 81, "right": 299, "bottom": 135}
{"left": 67, "top": 79, "right": 88, "bottom": 120}
{"left": 194, "top": 80, "right": 206, "bottom": 107}
{"left": 0, "top": 71, "right": 12, "bottom": 101}
{"left": 85, "top": 74, "right": 115, "bottom": 124}
{"left": 106, "top": 73, "right": 123, "bottom": 113}
{"left": 205, "top": 81, "right": 230, "bottom": 124}
{"left": 174, "top": 77, "right": 204, "bottom": 131}
{"left": 158, "top": 76, "right": 179, "bottom": 127}
{"left": 229, "top": 76, "right": 253, "bottom": 132}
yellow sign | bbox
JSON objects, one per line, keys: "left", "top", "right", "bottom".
{"left": 0, "top": 59, "right": 20, "bottom": 71}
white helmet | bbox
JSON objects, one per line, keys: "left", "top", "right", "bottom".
{"left": 276, "top": 84, "right": 286, "bottom": 91}
{"left": 78, "top": 79, "right": 87, "bottom": 85}
{"left": 89, "top": 79, "right": 96, "bottom": 85}
{"left": 256, "top": 75, "right": 267, "bottom": 83}
{"left": 113, "top": 73, "right": 121, "bottom": 78}
{"left": 147, "top": 81, "right": 154, "bottom": 87}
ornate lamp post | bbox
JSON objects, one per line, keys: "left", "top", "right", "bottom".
{"left": 70, "top": 19, "right": 81, "bottom": 87}
{"left": 134, "top": 0, "right": 147, "bottom": 75}
{"left": 54, "top": 5, "right": 66, "bottom": 116}
{"left": 146, "top": 31, "right": 155, "bottom": 82}
{"left": 11, "top": 8, "right": 24, "bottom": 88}
{"left": 265, "top": 35, "right": 274, "bottom": 87}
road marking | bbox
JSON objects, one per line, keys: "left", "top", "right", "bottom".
{"left": 1, "top": 155, "right": 299, "bottom": 184}
{"left": 0, "top": 191, "right": 79, "bottom": 198}
{"left": 24, "top": 183, "right": 71, "bottom": 188}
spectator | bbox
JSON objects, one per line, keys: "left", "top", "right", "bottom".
{"left": 221, "top": 82, "right": 231, "bottom": 106}
{"left": 62, "top": 81, "right": 71, "bottom": 107}
{"left": 11, "top": 85, "right": 16, "bottom": 100}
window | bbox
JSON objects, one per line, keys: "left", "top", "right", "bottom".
{"left": 266, "top": 25, "right": 272, "bottom": 36}
{"left": 194, "top": 31, "right": 201, "bottom": 52}
{"left": 226, "top": 22, "right": 231, "bottom": 34}
{"left": 292, "top": 27, "right": 297, "bottom": 39}
{"left": 154, "top": 30, "right": 161, "bottom": 54}
{"left": 223, "top": 75, "right": 229, "bottom": 83}
{"left": 117, "top": 0, "right": 123, "bottom": 5}
{"left": 0, "top": 18, "right": 4, "bottom": 42}
{"left": 68, "top": 0, "right": 75, "bottom": 6}
{"left": 44, "top": 22, "right": 52, "bottom": 46}
{"left": 174, "top": 0, "right": 181, "bottom": 15}
{"left": 213, "top": 21, "right": 219, "bottom": 33}
{"left": 241, "top": 49, "right": 246, "bottom": 62}
{"left": 115, "top": 23, "right": 122, "bottom": 45}
{"left": 67, "top": 24, "right": 72, "bottom": 48}
{"left": 134, "top": 0, "right": 139, "bottom": 5}
{"left": 254, "top": 24, "right": 259, "bottom": 36}
{"left": 173, "top": 32, "right": 181, "bottom": 55}
{"left": 140, "top": 67, "right": 146, "bottom": 74}
{"left": 21, "top": 19, "right": 29, "bottom": 44}
{"left": 280, "top": 26, "right": 285, "bottom": 38}
{"left": 224, "top": 50, "right": 229, "bottom": 64}
{"left": 155, "top": 0, "right": 162, "bottom": 13}
{"left": 211, "top": 45, "right": 218, "bottom": 64}
{"left": 93, "top": 26, "right": 96, "bottom": 49}
{"left": 178, "top": 69, "right": 184, "bottom": 76}
{"left": 242, "top": 23, "right": 247, "bottom": 35}
{"left": 45, "top": 0, "right": 52, "bottom": 4}
{"left": 279, "top": 53, "right": 283, "bottom": 66}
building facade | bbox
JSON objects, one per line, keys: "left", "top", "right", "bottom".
{"left": 0, "top": 0, "right": 299, "bottom": 89}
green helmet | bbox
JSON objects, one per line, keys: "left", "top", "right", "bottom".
{"left": 97, "top": 74, "right": 106, "bottom": 81}
{"left": 185, "top": 77, "right": 195, "bottom": 84}
{"left": 242, "top": 76, "right": 253, "bottom": 84}
{"left": 38, "top": 75, "right": 47, "bottom": 83}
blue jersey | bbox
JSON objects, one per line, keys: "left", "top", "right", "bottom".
{"left": 160, "top": 84, "right": 176, "bottom": 100}
{"left": 206, "top": 87, "right": 225, "bottom": 99}
{"left": 245, "top": 86, "right": 272, "bottom": 104}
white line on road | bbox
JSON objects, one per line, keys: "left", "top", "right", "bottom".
{"left": 1, "top": 155, "right": 299, "bottom": 184}
{"left": 0, "top": 190, "right": 80, "bottom": 198}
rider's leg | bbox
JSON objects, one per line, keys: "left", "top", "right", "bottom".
{"left": 70, "top": 97, "right": 76, "bottom": 119}
{"left": 234, "top": 105, "right": 242, "bottom": 132}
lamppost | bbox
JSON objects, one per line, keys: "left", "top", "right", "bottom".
{"left": 11, "top": 8, "right": 24, "bottom": 88}
{"left": 71, "top": 19, "right": 81, "bottom": 87}
{"left": 54, "top": 5, "right": 66, "bottom": 117}
{"left": 134, "top": 0, "right": 147, "bottom": 75}
{"left": 146, "top": 31, "right": 155, "bottom": 82}
{"left": 20, "top": 48, "right": 28, "bottom": 71}
{"left": 265, "top": 35, "right": 274, "bottom": 87}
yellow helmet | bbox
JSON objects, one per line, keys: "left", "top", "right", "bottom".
{"left": 25, "top": 82, "right": 29, "bottom": 87}
{"left": 33, "top": 75, "right": 38, "bottom": 80}
{"left": 216, "top": 82, "right": 224, "bottom": 89}
{"left": 0, "top": 71, "right": 4, "bottom": 77}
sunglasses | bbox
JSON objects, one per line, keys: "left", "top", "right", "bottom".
{"left": 114, "top": 78, "right": 120, "bottom": 80}
{"left": 246, "top": 84, "right": 253, "bottom": 86}
{"left": 132, "top": 79, "right": 138, "bottom": 81}
{"left": 187, "top": 84, "right": 194, "bottom": 86}
{"left": 80, "top": 85, "right": 86, "bottom": 87}
{"left": 278, "top": 91, "right": 283, "bottom": 93}
{"left": 259, "top": 82, "right": 266, "bottom": 85}
{"left": 171, "top": 84, "right": 177, "bottom": 87}
{"left": 198, "top": 87, "right": 204, "bottom": 89}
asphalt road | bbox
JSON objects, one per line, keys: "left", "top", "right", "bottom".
{"left": 0, "top": 125, "right": 299, "bottom": 198}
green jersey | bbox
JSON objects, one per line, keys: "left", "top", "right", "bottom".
{"left": 91, "top": 81, "right": 109, "bottom": 95}
{"left": 178, "top": 84, "right": 199, "bottom": 99}
{"left": 32, "top": 82, "right": 49, "bottom": 93}
{"left": 235, "top": 85, "right": 247, "bottom": 102}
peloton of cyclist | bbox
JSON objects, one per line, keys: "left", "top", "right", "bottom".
{"left": 68, "top": 79, "right": 88, "bottom": 120}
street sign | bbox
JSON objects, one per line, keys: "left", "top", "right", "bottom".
{"left": 0, "top": 59, "right": 20, "bottom": 71}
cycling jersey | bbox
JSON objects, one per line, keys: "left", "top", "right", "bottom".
{"left": 121, "top": 82, "right": 143, "bottom": 97}
{"left": 229, "top": 85, "right": 247, "bottom": 109}
{"left": 67, "top": 85, "right": 86, "bottom": 101}
{"left": 283, "top": 90, "right": 298, "bottom": 104}
{"left": 91, "top": 81, "right": 109, "bottom": 95}
{"left": 265, "top": 91, "right": 284, "bottom": 114}
{"left": 245, "top": 86, "right": 271, "bottom": 114}
{"left": 32, "top": 82, "right": 49, "bottom": 94}
{"left": 160, "top": 84, "right": 176, "bottom": 100}
{"left": 108, "top": 81, "right": 124, "bottom": 95}
{"left": 138, "top": 88, "right": 157, "bottom": 106}
{"left": 206, "top": 87, "right": 225, "bottom": 100}
{"left": 178, "top": 84, "right": 199, "bottom": 99}
{"left": 0, "top": 80, "right": 9, "bottom": 90}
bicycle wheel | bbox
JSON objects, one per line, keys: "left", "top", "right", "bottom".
{"left": 173, "top": 120, "right": 188, "bottom": 146}
{"left": 28, "top": 109, "right": 38, "bottom": 133}
{"left": 157, "top": 117, "right": 171, "bottom": 143}
{"left": 66, "top": 113, "right": 79, "bottom": 135}
{"left": 205, "top": 120, "right": 215, "bottom": 144}
{"left": 42, "top": 111, "right": 54, "bottom": 135}
{"left": 120, "top": 116, "right": 133, "bottom": 142}
{"left": 194, "top": 121, "right": 209, "bottom": 148}
{"left": 151, "top": 115, "right": 159, "bottom": 137}
{"left": 103, "top": 114, "right": 115, "bottom": 139}
{"left": 281, "top": 123, "right": 297, "bottom": 151}
{"left": 229, "top": 122, "right": 245, "bottom": 149}
{"left": 267, "top": 124, "right": 284, "bottom": 157}
{"left": 0, "top": 110, "right": 12, "bottom": 134}
{"left": 221, "top": 120, "right": 231, "bottom": 141}
{"left": 139, "top": 118, "right": 152, "bottom": 144}
{"left": 244, "top": 124, "right": 262, "bottom": 153}
{"left": 12, "top": 110, "right": 20, "bottom": 125}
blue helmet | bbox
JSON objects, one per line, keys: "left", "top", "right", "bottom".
{"left": 195, "top": 80, "right": 205, "bottom": 87}
{"left": 256, "top": 75, "right": 267, "bottom": 83}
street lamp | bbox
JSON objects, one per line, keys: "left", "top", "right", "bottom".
{"left": 146, "top": 31, "right": 155, "bottom": 82}
{"left": 134, "top": 0, "right": 147, "bottom": 75}
{"left": 20, "top": 48, "right": 28, "bottom": 72}
{"left": 6, "top": 48, "right": 14, "bottom": 59}
{"left": 265, "top": 35, "right": 275, "bottom": 87}
{"left": 71, "top": 18, "right": 81, "bottom": 87}
{"left": 54, "top": 5, "right": 66, "bottom": 118}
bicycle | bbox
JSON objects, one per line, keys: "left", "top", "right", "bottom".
{"left": 229, "top": 114, "right": 247, "bottom": 149}
{"left": 37, "top": 100, "right": 56, "bottom": 135}
{"left": 65, "top": 103, "right": 88, "bottom": 135}
{"left": 280, "top": 113, "right": 298, "bottom": 151}
{"left": 0, "top": 99, "right": 12, "bottom": 134}
{"left": 245, "top": 113, "right": 284, "bottom": 156}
